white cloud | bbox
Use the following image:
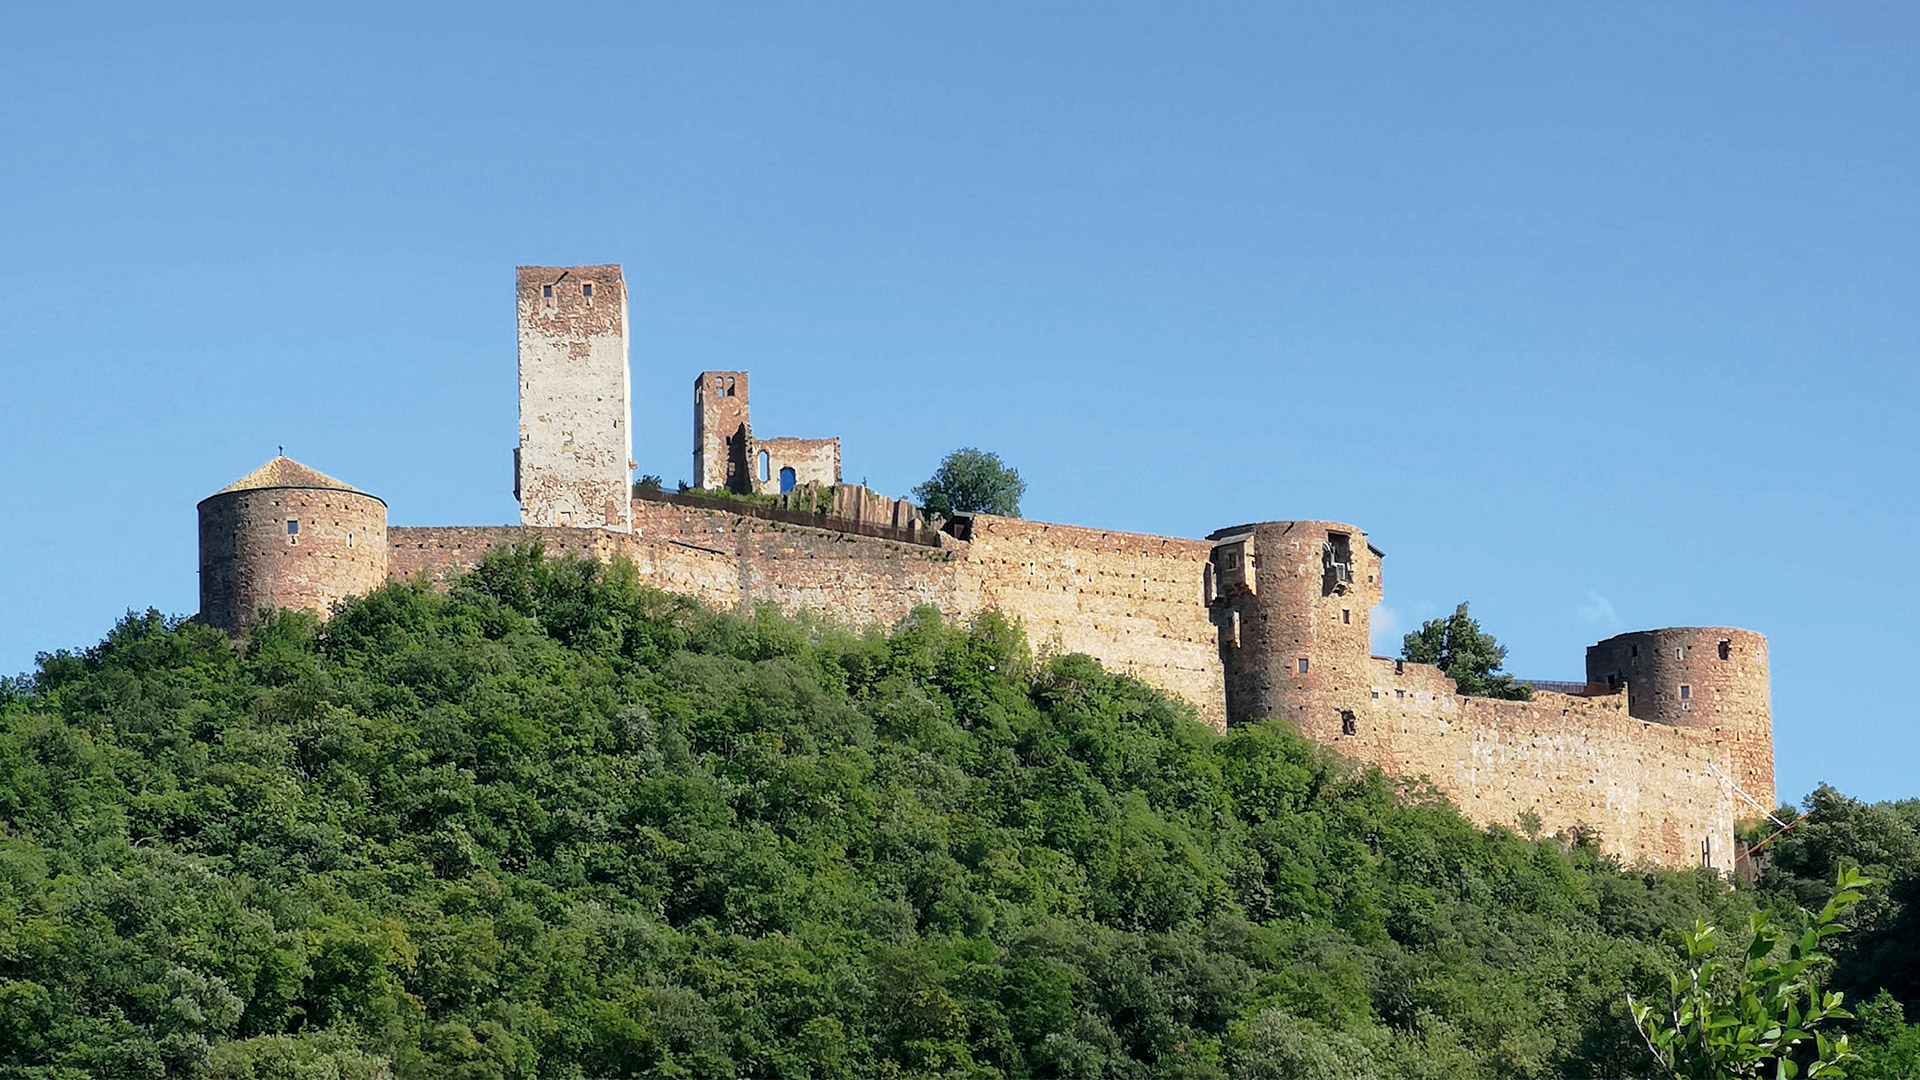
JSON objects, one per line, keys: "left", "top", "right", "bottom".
{"left": 1575, "top": 590, "right": 1622, "bottom": 630}
{"left": 1369, "top": 603, "right": 1399, "bottom": 655}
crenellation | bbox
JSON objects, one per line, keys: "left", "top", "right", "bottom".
{"left": 192, "top": 261, "right": 1778, "bottom": 873}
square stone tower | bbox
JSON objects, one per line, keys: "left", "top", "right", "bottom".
{"left": 515, "top": 265, "right": 632, "bottom": 531}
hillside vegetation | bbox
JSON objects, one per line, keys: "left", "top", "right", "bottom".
{"left": 1, "top": 546, "right": 1915, "bottom": 1079}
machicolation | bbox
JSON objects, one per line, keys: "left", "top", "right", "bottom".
{"left": 198, "top": 263, "right": 1777, "bottom": 872}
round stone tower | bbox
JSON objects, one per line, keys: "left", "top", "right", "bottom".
{"left": 198, "top": 456, "right": 388, "bottom": 634}
{"left": 1207, "top": 519, "right": 1380, "bottom": 738}
{"left": 1587, "top": 627, "right": 1774, "bottom": 810}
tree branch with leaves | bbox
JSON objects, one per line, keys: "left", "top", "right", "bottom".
{"left": 1629, "top": 867, "right": 1870, "bottom": 1079}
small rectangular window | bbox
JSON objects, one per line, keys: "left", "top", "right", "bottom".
{"left": 1297, "top": 657, "right": 1309, "bottom": 674}
{"left": 1371, "top": 690, "right": 1380, "bottom": 699}
{"left": 1342, "top": 609, "right": 1350, "bottom": 624}
{"left": 1394, "top": 659, "right": 1404, "bottom": 675}
{"left": 1341, "top": 710, "right": 1357, "bottom": 736}
{"left": 543, "top": 284, "right": 553, "bottom": 298}
{"left": 1679, "top": 684, "right": 1691, "bottom": 700}
{"left": 1676, "top": 646, "right": 1685, "bottom": 660}
{"left": 347, "top": 532, "right": 355, "bottom": 548}
{"left": 1396, "top": 688, "right": 1405, "bottom": 699}
{"left": 1718, "top": 639, "right": 1732, "bottom": 661}
{"left": 582, "top": 282, "right": 594, "bottom": 305}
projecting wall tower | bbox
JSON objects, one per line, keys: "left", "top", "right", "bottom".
{"left": 1587, "top": 627, "right": 1776, "bottom": 811}
{"left": 515, "top": 265, "right": 632, "bottom": 531}
{"left": 693, "top": 370, "right": 752, "bottom": 493}
{"left": 197, "top": 456, "right": 388, "bottom": 634}
{"left": 1208, "top": 520, "right": 1381, "bottom": 737}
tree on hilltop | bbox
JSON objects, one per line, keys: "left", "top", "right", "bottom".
{"left": 1402, "top": 601, "right": 1533, "bottom": 700}
{"left": 914, "top": 447, "right": 1026, "bottom": 519}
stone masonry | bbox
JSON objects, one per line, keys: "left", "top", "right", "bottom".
{"left": 194, "top": 262, "right": 1778, "bottom": 872}
{"left": 517, "top": 265, "right": 632, "bottom": 531}
{"left": 693, "top": 370, "right": 841, "bottom": 494}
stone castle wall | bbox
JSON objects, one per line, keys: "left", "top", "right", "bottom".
{"left": 381, "top": 505, "right": 1759, "bottom": 870}
{"left": 1332, "top": 658, "right": 1734, "bottom": 869}
{"left": 372, "top": 503, "right": 1768, "bottom": 869}
{"left": 955, "top": 517, "right": 1223, "bottom": 726}
{"left": 389, "top": 501, "right": 1225, "bottom": 726}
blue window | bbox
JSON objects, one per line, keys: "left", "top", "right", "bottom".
{"left": 779, "top": 467, "right": 797, "bottom": 493}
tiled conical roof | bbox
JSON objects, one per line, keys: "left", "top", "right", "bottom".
{"left": 214, "top": 456, "right": 369, "bottom": 496}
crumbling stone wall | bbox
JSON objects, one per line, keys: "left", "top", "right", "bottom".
{"left": 200, "top": 483, "right": 387, "bottom": 634}
{"left": 517, "top": 266, "right": 632, "bottom": 530}
{"left": 691, "top": 370, "right": 842, "bottom": 495}
{"left": 757, "top": 436, "right": 840, "bottom": 491}
{"left": 693, "top": 371, "right": 751, "bottom": 492}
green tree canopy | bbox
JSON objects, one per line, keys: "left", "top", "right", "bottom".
{"left": 4, "top": 551, "right": 1919, "bottom": 1077}
{"left": 913, "top": 447, "right": 1026, "bottom": 519}
{"left": 1401, "top": 601, "right": 1533, "bottom": 700}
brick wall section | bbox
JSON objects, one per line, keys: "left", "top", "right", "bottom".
{"left": 1588, "top": 628, "right": 1775, "bottom": 810}
{"left": 201, "top": 487, "right": 387, "bottom": 633}
{"left": 693, "top": 372, "right": 751, "bottom": 491}
{"left": 517, "top": 266, "right": 632, "bottom": 530}
{"left": 1333, "top": 657, "right": 1736, "bottom": 869}
{"left": 757, "top": 437, "right": 840, "bottom": 491}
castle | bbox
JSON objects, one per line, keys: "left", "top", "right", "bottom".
{"left": 196, "top": 265, "right": 1776, "bottom": 872}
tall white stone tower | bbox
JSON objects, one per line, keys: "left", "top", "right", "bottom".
{"left": 515, "top": 265, "right": 632, "bottom": 531}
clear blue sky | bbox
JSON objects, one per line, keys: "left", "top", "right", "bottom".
{"left": 4, "top": 3, "right": 1915, "bottom": 805}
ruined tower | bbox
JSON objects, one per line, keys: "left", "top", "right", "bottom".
{"left": 692, "top": 369, "right": 842, "bottom": 495}
{"left": 198, "top": 456, "right": 388, "bottom": 634}
{"left": 693, "top": 370, "right": 752, "bottom": 493}
{"left": 1208, "top": 520, "right": 1381, "bottom": 737}
{"left": 516, "top": 265, "right": 632, "bottom": 530}
{"left": 1587, "top": 628, "right": 1776, "bottom": 810}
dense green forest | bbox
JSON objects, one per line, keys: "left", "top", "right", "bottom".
{"left": 1, "top": 547, "right": 1916, "bottom": 1079}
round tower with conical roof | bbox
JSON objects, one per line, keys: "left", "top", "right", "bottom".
{"left": 197, "top": 456, "right": 388, "bottom": 634}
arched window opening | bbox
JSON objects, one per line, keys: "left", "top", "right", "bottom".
{"left": 757, "top": 450, "right": 770, "bottom": 483}
{"left": 779, "top": 466, "right": 797, "bottom": 493}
